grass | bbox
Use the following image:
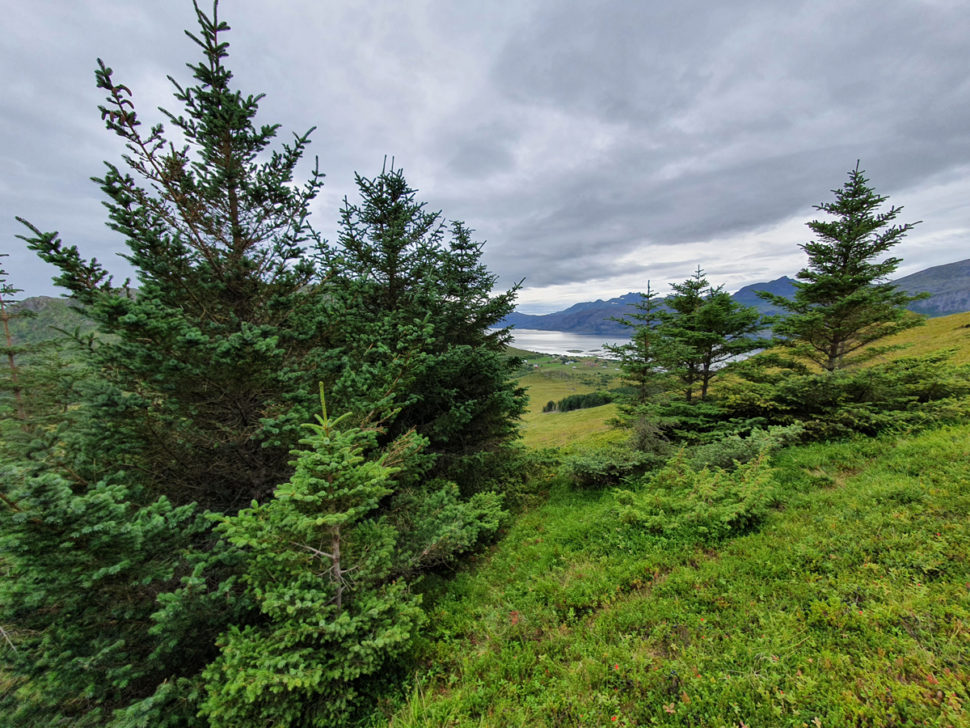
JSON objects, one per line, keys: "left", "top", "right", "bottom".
{"left": 383, "top": 423, "right": 970, "bottom": 726}
{"left": 521, "top": 402, "right": 627, "bottom": 451}
{"left": 872, "top": 311, "right": 970, "bottom": 366}
{"left": 516, "top": 357, "right": 624, "bottom": 451}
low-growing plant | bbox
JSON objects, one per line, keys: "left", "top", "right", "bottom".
{"left": 615, "top": 451, "right": 777, "bottom": 543}
{"left": 563, "top": 445, "right": 661, "bottom": 489}
{"left": 723, "top": 351, "right": 970, "bottom": 439}
{"left": 687, "top": 423, "right": 805, "bottom": 471}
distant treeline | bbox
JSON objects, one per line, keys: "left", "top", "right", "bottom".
{"left": 543, "top": 386, "right": 634, "bottom": 412}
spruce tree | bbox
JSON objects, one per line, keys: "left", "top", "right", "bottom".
{"left": 608, "top": 282, "right": 668, "bottom": 406}
{"left": 758, "top": 162, "right": 924, "bottom": 371}
{"left": 326, "top": 166, "right": 525, "bottom": 485}
{"left": 201, "top": 388, "right": 425, "bottom": 727}
{"left": 661, "top": 267, "right": 766, "bottom": 402}
{"left": 4, "top": 5, "right": 521, "bottom": 724}
{"left": 607, "top": 283, "right": 672, "bottom": 450}
{"left": 4, "top": 3, "right": 324, "bottom": 723}
{"left": 18, "top": 0, "right": 329, "bottom": 510}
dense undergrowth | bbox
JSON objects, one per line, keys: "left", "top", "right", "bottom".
{"left": 382, "top": 423, "right": 970, "bottom": 726}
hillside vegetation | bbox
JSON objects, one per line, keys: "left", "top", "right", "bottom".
{"left": 2, "top": 4, "right": 969, "bottom": 727}
{"left": 513, "top": 310, "right": 970, "bottom": 450}
{"left": 386, "top": 424, "right": 970, "bottom": 727}
{"left": 381, "top": 319, "right": 970, "bottom": 726}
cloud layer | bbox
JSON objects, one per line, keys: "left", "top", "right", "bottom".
{"left": 3, "top": 1, "right": 968, "bottom": 311}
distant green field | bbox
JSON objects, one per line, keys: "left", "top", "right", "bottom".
{"left": 515, "top": 356, "right": 623, "bottom": 450}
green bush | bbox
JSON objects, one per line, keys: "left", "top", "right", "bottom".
{"left": 687, "top": 423, "right": 804, "bottom": 471}
{"left": 556, "top": 391, "right": 614, "bottom": 412}
{"left": 723, "top": 351, "right": 970, "bottom": 440}
{"left": 615, "top": 451, "right": 777, "bottom": 544}
{"left": 564, "top": 446, "right": 660, "bottom": 489}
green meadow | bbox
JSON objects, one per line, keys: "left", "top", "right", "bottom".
{"left": 379, "top": 315, "right": 970, "bottom": 726}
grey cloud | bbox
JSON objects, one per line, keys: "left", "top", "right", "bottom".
{"left": 4, "top": 0, "right": 970, "bottom": 304}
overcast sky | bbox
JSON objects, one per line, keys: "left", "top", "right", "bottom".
{"left": 3, "top": 0, "right": 968, "bottom": 313}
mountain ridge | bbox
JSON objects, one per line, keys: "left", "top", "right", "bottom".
{"left": 9, "top": 259, "right": 969, "bottom": 340}
{"left": 501, "top": 258, "right": 970, "bottom": 334}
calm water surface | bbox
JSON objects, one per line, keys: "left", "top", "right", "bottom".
{"left": 508, "top": 328, "right": 630, "bottom": 357}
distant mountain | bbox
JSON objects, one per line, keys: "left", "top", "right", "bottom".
{"left": 730, "top": 276, "right": 796, "bottom": 316}
{"left": 499, "top": 279, "right": 796, "bottom": 335}
{"left": 502, "top": 292, "right": 644, "bottom": 336}
{"left": 895, "top": 259, "right": 970, "bottom": 317}
{"left": 501, "top": 260, "right": 970, "bottom": 334}
{"left": 6, "top": 296, "right": 93, "bottom": 345}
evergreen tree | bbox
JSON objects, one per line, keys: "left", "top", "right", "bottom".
{"left": 201, "top": 389, "right": 425, "bottom": 727}
{"left": 18, "top": 0, "right": 329, "bottom": 510}
{"left": 326, "top": 167, "right": 525, "bottom": 485}
{"left": 659, "top": 268, "right": 709, "bottom": 403}
{"left": 608, "top": 282, "right": 669, "bottom": 406}
{"left": 607, "top": 282, "right": 673, "bottom": 450}
{"left": 4, "top": 5, "right": 521, "bottom": 724}
{"left": 0, "top": 464, "right": 249, "bottom": 727}
{"left": 5, "top": 3, "right": 324, "bottom": 723}
{"left": 611, "top": 270, "right": 766, "bottom": 446}
{"left": 661, "top": 267, "right": 766, "bottom": 402}
{"left": 758, "top": 162, "right": 924, "bottom": 371}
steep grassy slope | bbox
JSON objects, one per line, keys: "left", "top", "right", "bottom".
{"left": 385, "top": 424, "right": 970, "bottom": 726}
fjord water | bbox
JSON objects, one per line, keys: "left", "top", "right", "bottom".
{"left": 507, "top": 328, "right": 630, "bottom": 357}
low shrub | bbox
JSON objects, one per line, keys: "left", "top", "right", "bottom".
{"left": 687, "top": 423, "right": 804, "bottom": 471}
{"left": 556, "top": 391, "right": 614, "bottom": 412}
{"left": 722, "top": 351, "right": 970, "bottom": 440}
{"left": 615, "top": 451, "right": 777, "bottom": 544}
{"left": 564, "top": 446, "right": 660, "bottom": 489}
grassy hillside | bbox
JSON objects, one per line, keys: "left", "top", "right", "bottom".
{"left": 374, "top": 312, "right": 970, "bottom": 725}
{"left": 514, "top": 352, "right": 624, "bottom": 451}
{"left": 873, "top": 310, "right": 970, "bottom": 365}
{"left": 385, "top": 423, "right": 970, "bottom": 726}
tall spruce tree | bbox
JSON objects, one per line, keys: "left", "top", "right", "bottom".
{"left": 5, "top": 3, "right": 326, "bottom": 723}
{"left": 326, "top": 166, "right": 525, "bottom": 486}
{"left": 758, "top": 162, "right": 924, "bottom": 371}
{"left": 18, "top": 1, "right": 329, "bottom": 510}
{"left": 4, "top": 4, "right": 523, "bottom": 724}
